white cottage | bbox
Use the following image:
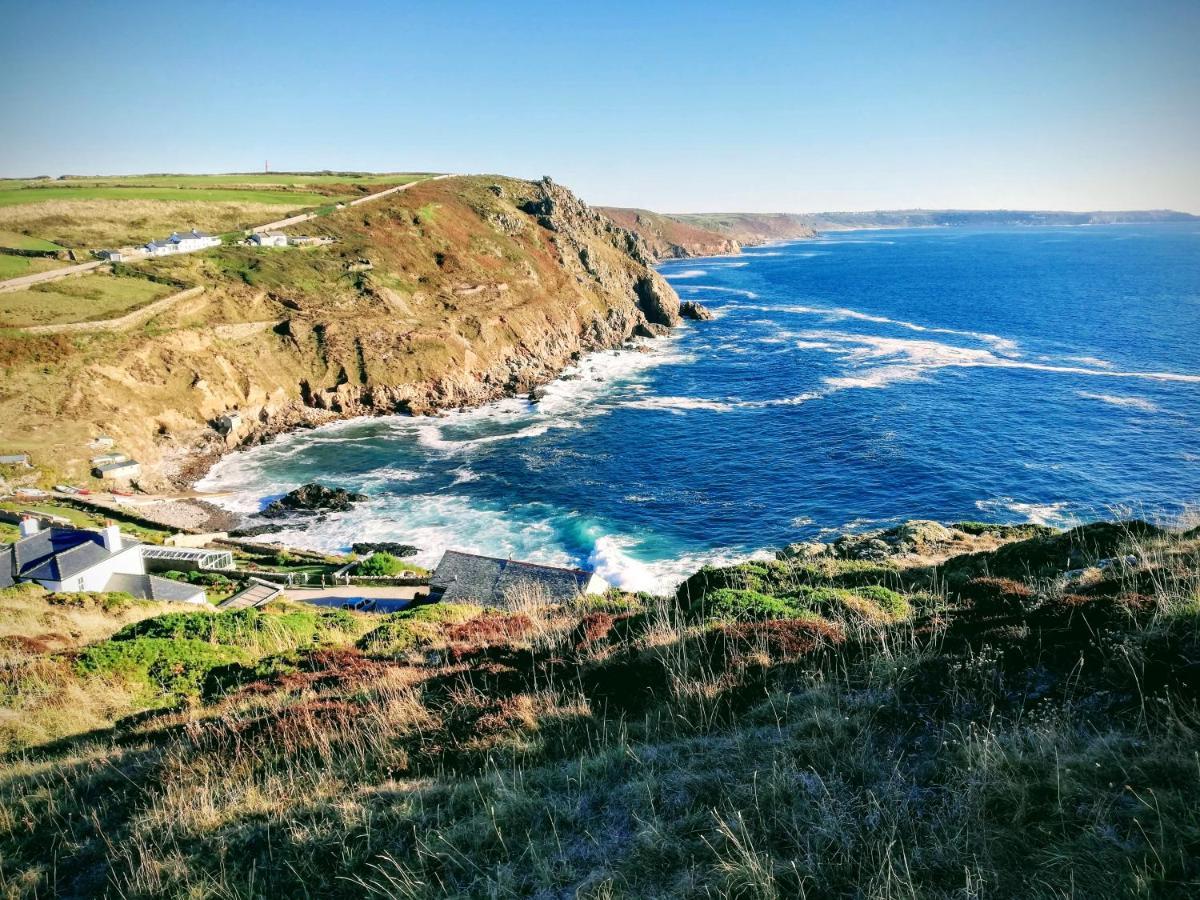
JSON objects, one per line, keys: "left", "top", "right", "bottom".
{"left": 0, "top": 520, "right": 206, "bottom": 603}
{"left": 144, "top": 229, "right": 220, "bottom": 256}
{"left": 249, "top": 232, "right": 288, "bottom": 247}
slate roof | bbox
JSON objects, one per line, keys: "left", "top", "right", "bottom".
{"left": 104, "top": 573, "right": 204, "bottom": 603}
{"left": 430, "top": 550, "right": 601, "bottom": 607}
{"left": 10, "top": 527, "right": 131, "bottom": 582}
{"left": 0, "top": 546, "right": 14, "bottom": 589}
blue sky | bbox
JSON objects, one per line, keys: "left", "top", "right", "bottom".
{"left": 3, "top": 0, "right": 1197, "bottom": 212}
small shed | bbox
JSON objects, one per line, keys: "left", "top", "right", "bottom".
{"left": 0, "top": 454, "right": 31, "bottom": 467}
{"left": 94, "top": 460, "right": 141, "bottom": 480}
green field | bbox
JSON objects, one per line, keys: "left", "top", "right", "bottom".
{"left": 2, "top": 172, "right": 435, "bottom": 190}
{"left": 0, "top": 254, "right": 70, "bottom": 280}
{"left": 0, "top": 185, "right": 338, "bottom": 208}
{"left": 0, "top": 273, "right": 176, "bottom": 327}
{"left": 0, "top": 229, "right": 64, "bottom": 251}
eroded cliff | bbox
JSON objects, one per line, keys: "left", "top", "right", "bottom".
{"left": 0, "top": 176, "right": 680, "bottom": 488}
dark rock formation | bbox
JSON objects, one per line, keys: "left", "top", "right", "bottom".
{"left": 351, "top": 541, "right": 419, "bottom": 558}
{"left": 259, "top": 483, "right": 367, "bottom": 519}
{"left": 679, "top": 301, "right": 714, "bottom": 321}
{"left": 633, "top": 274, "right": 680, "bottom": 327}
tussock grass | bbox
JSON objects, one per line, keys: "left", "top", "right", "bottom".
{"left": 0, "top": 522, "right": 1198, "bottom": 897}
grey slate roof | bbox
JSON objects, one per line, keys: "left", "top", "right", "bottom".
{"left": 10, "top": 527, "right": 130, "bottom": 582}
{"left": 104, "top": 573, "right": 204, "bottom": 603}
{"left": 430, "top": 550, "right": 597, "bottom": 607}
{"left": 0, "top": 546, "right": 14, "bottom": 589}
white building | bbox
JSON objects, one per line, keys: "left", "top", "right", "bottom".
{"left": 0, "top": 520, "right": 206, "bottom": 603}
{"left": 249, "top": 232, "right": 288, "bottom": 247}
{"left": 143, "top": 229, "right": 221, "bottom": 256}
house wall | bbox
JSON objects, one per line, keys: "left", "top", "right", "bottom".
{"left": 39, "top": 544, "right": 145, "bottom": 593}
{"left": 584, "top": 574, "right": 610, "bottom": 595}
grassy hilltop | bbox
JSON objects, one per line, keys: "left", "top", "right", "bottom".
{"left": 0, "top": 172, "right": 434, "bottom": 248}
{"left": 2, "top": 519, "right": 1199, "bottom": 897}
{"left": 0, "top": 173, "right": 678, "bottom": 488}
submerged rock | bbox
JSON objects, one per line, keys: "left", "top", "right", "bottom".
{"left": 679, "top": 300, "right": 714, "bottom": 321}
{"left": 259, "top": 482, "right": 367, "bottom": 519}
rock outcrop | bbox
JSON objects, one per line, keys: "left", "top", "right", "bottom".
{"left": 259, "top": 483, "right": 367, "bottom": 519}
{"left": 679, "top": 301, "right": 714, "bottom": 321}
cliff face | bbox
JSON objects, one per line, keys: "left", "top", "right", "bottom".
{"left": 597, "top": 207, "right": 741, "bottom": 259}
{"left": 668, "top": 212, "right": 819, "bottom": 245}
{"left": 0, "top": 176, "right": 680, "bottom": 488}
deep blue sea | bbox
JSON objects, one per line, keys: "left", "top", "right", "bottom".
{"left": 199, "top": 224, "right": 1200, "bottom": 590}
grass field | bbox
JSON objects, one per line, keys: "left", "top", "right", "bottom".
{"left": 0, "top": 229, "right": 64, "bottom": 251}
{"left": 3, "top": 172, "right": 435, "bottom": 189}
{"left": 0, "top": 185, "right": 337, "bottom": 208}
{"left": 0, "top": 253, "right": 69, "bottom": 280}
{"left": 0, "top": 273, "right": 176, "bottom": 327}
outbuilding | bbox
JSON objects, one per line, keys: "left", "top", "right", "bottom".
{"left": 429, "top": 550, "right": 609, "bottom": 608}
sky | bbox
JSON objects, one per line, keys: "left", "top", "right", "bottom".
{"left": 2, "top": 0, "right": 1198, "bottom": 213}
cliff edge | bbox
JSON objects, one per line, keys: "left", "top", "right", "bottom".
{"left": 0, "top": 176, "right": 679, "bottom": 488}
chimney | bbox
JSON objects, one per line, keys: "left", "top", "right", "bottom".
{"left": 18, "top": 517, "right": 40, "bottom": 538}
{"left": 101, "top": 520, "right": 122, "bottom": 552}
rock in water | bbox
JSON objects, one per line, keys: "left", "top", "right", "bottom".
{"left": 679, "top": 300, "right": 714, "bottom": 321}
{"left": 351, "top": 541, "right": 420, "bottom": 558}
{"left": 259, "top": 482, "right": 368, "bottom": 519}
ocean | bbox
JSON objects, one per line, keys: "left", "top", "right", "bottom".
{"left": 197, "top": 224, "right": 1200, "bottom": 591}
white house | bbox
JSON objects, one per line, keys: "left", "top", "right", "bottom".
{"left": 143, "top": 229, "right": 221, "bottom": 256}
{"left": 249, "top": 232, "right": 288, "bottom": 247}
{"left": 0, "top": 520, "right": 206, "bottom": 603}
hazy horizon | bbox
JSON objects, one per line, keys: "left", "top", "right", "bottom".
{"left": 3, "top": 0, "right": 1197, "bottom": 214}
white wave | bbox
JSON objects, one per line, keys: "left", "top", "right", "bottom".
{"left": 590, "top": 538, "right": 776, "bottom": 595}
{"left": 451, "top": 467, "right": 480, "bottom": 484}
{"left": 622, "top": 395, "right": 736, "bottom": 414}
{"left": 742, "top": 303, "right": 1020, "bottom": 354}
{"left": 975, "top": 497, "right": 1080, "bottom": 528}
{"left": 801, "top": 330, "right": 1200, "bottom": 391}
{"left": 416, "top": 419, "right": 564, "bottom": 452}
{"left": 678, "top": 285, "right": 759, "bottom": 299}
{"left": 813, "top": 239, "right": 896, "bottom": 245}
{"left": 357, "top": 466, "right": 422, "bottom": 486}
{"left": 664, "top": 269, "right": 707, "bottom": 279}
{"left": 1077, "top": 392, "right": 1161, "bottom": 413}
{"left": 1064, "top": 355, "right": 1114, "bottom": 368}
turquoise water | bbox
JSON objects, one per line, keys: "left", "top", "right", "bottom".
{"left": 199, "top": 224, "right": 1200, "bottom": 590}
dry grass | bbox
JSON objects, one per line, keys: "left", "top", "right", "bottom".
{"left": 0, "top": 272, "right": 176, "bottom": 328}
{"left": 0, "top": 199, "right": 291, "bottom": 247}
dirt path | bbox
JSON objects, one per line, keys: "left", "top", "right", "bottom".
{"left": 21, "top": 286, "right": 205, "bottom": 334}
{"left": 250, "top": 173, "right": 453, "bottom": 234}
{"left": 0, "top": 259, "right": 104, "bottom": 293}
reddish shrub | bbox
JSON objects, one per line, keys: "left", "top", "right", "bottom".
{"left": 570, "top": 612, "right": 636, "bottom": 650}
{"left": 711, "top": 618, "right": 846, "bottom": 663}
{"left": 445, "top": 613, "right": 533, "bottom": 652}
